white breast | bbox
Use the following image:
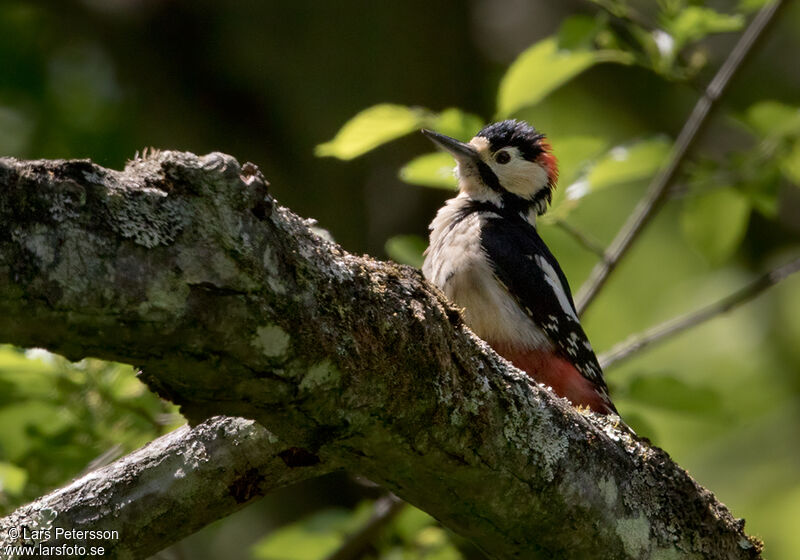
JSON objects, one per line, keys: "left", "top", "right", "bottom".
{"left": 422, "top": 196, "right": 552, "bottom": 351}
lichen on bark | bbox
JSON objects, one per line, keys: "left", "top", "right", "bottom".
{"left": 0, "top": 152, "right": 762, "bottom": 559}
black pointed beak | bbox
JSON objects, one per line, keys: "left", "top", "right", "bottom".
{"left": 421, "top": 129, "right": 478, "bottom": 162}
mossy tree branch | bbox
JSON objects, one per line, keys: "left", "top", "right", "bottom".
{"left": 0, "top": 416, "right": 328, "bottom": 559}
{"left": 0, "top": 152, "right": 761, "bottom": 559}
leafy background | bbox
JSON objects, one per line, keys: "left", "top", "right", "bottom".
{"left": 1, "top": 1, "right": 799, "bottom": 558}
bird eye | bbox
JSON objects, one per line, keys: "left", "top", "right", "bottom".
{"left": 495, "top": 151, "right": 511, "bottom": 164}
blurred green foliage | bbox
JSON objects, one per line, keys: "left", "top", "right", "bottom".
{"left": 0, "top": 346, "right": 179, "bottom": 511}
{"left": 1, "top": 0, "right": 800, "bottom": 559}
{"left": 252, "top": 501, "right": 464, "bottom": 560}
{"left": 252, "top": 503, "right": 374, "bottom": 560}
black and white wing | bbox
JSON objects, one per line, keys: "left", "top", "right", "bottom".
{"left": 479, "top": 215, "right": 612, "bottom": 397}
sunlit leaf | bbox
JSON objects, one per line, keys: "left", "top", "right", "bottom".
{"left": 681, "top": 187, "right": 751, "bottom": 264}
{"left": 627, "top": 374, "right": 722, "bottom": 415}
{"left": 496, "top": 37, "right": 633, "bottom": 118}
{"left": 316, "top": 104, "right": 432, "bottom": 160}
{"left": 664, "top": 7, "right": 744, "bottom": 50}
{"left": 744, "top": 100, "right": 800, "bottom": 139}
{"left": 0, "top": 345, "right": 176, "bottom": 509}
{"left": 385, "top": 235, "right": 427, "bottom": 268}
{"left": 399, "top": 152, "right": 457, "bottom": 190}
{"left": 433, "top": 108, "right": 484, "bottom": 141}
{"left": 541, "top": 135, "right": 609, "bottom": 222}
{"left": 0, "top": 462, "right": 28, "bottom": 496}
{"left": 552, "top": 135, "right": 610, "bottom": 186}
{"left": 581, "top": 136, "right": 671, "bottom": 193}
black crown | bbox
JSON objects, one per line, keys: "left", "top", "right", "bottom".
{"left": 477, "top": 120, "right": 546, "bottom": 162}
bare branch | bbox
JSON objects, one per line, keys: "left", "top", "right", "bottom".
{"left": 0, "top": 417, "right": 329, "bottom": 559}
{"left": 0, "top": 153, "right": 762, "bottom": 559}
{"left": 600, "top": 256, "right": 800, "bottom": 369}
{"left": 575, "top": 0, "right": 786, "bottom": 316}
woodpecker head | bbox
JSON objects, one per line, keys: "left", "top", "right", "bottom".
{"left": 422, "top": 119, "right": 558, "bottom": 216}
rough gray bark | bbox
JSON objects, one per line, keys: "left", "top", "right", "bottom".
{"left": 0, "top": 152, "right": 762, "bottom": 559}
{"left": 0, "top": 417, "right": 328, "bottom": 559}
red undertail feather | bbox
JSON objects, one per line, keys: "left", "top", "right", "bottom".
{"left": 492, "top": 344, "right": 615, "bottom": 415}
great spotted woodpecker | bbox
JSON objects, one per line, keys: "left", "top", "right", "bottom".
{"left": 421, "top": 120, "right": 617, "bottom": 415}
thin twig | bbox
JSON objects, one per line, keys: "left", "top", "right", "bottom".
{"left": 325, "top": 494, "right": 406, "bottom": 560}
{"left": 555, "top": 219, "right": 607, "bottom": 259}
{"left": 599, "top": 256, "right": 800, "bottom": 369}
{"left": 575, "top": 0, "right": 786, "bottom": 316}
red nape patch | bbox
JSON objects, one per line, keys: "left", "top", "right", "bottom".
{"left": 491, "top": 344, "right": 614, "bottom": 415}
{"left": 537, "top": 140, "right": 559, "bottom": 188}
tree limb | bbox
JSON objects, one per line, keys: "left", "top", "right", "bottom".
{"left": 575, "top": 0, "right": 786, "bottom": 315}
{"left": 599, "top": 256, "right": 800, "bottom": 369}
{"left": 0, "top": 152, "right": 762, "bottom": 559}
{"left": 0, "top": 416, "right": 329, "bottom": 559}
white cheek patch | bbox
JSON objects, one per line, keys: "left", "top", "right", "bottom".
{"left": 495, "top": 156, "right": 550, "bottom": 199}
{"left": 534, "top": 255, "right": 579, "bottom": 322}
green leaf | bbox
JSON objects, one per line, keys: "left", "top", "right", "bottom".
{"left": 432, "top": 108, "right": 484, "bottom": 141}
{"left": 399, "top": 152, "right": 458, "bottom": 190}
{"left": 664, "top": 7, "right": 744, "bottom": 50}
{"left": 744, "top": 101, "right": 800, "bottom": 139}
{"left": 681, "top": 187, "right": 751, "bottom": 264}
{"left": 557, "top": 15, "right": 601, "bottom": 49}
{"left": 627, "top": 373, "right": 722, "bottom": 415}
{"left": 315, "top": 104, "right": 432, "bottom": 160}
{"left": 496, "top": 37, "right": 632, "bottom": 118}
{"left": 540, "top": 135, "right": 609, "bottom": 222}
{"left": 552, "top": 135, "right": 610, "bottom": 187}
{"left": 582, "top": 136, "right": 671, "bottom": 192}
{"left": 544, "top": 137, "right": 670, "bottom": 224}
{"left": 0, "top": 461, "right": 28, "bottom": 496}
{"left": 738, "top": 159, "right": 781, "bottom": 218}
{"left": 385, "top": 235, "right": 427, "bottom": 268}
